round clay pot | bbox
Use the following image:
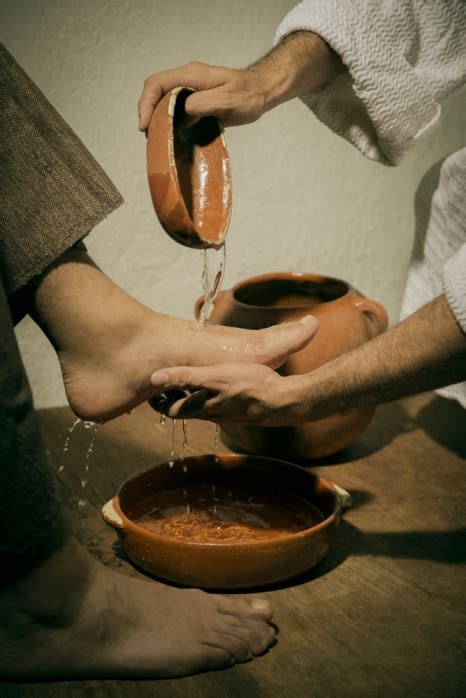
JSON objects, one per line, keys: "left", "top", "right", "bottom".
{"left": 147, "top": 86, "right": 231, "bottom": 249}
{"left": 102, "top": 453, "right": 350, "bottom": 589}
{"left": 195, "top": 272, "right": 388, "bottom": 460}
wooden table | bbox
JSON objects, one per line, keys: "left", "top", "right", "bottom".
{"left": 3, "top": 393, "right": 466, "bottom": 698}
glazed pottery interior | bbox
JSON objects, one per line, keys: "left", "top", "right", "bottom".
{"left": 172, "top": 90, "right": 230, "bottom": 245}
{"left": 233, "top": 276, "right": 349, "bottom": 309}
{"left": 147, "top": 86, "right": 231, "bottom": 249}
{"left": 104, "top": 454, "right": 342, "bottom": 589}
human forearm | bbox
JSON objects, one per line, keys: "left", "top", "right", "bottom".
{"left": 293, "top": 295, "right": 466, "bottom": 420}
{"left": 138, "top": 31, "right": 342, "bottom": 130}
{"left": 149, "top": 296, "right": 466, "bottom": 425}
{"left": 249, "top": 30, "right": 344, "bottom": 114}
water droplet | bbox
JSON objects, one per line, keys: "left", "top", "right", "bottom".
{"left": 168, "top": 418, "right": 176, "bottom": 468}
{"left": 81, "top": 423, "right": 98, "bottom": 490}
{"left": 198, "top": 245, "right": 226, "bottom": 324}
{"left": 62, "top": 417, "right": 81, "bottom": 452}
{"left": 159, "top": 413, "right": 166, "bottom": 426}
{"left": 214, "top": 424, "right": 220, "bottom": 463}
{"left": 58, "top": 465, "right": 64, "bottom": 473}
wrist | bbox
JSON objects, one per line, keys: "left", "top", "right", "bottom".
{"left": 246, "top": 58, "right": 297, "bottom": 114}
{"left": 285, "top": 367, "right": 348, "bottom": 422}
{"left": 248, "top": 31, "right": 343, "bottom": 113}
{"left": 277, "top": 374, "right": 314, "bottom": 423}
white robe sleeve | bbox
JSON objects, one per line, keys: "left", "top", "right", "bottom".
{"left": 274, "top": 1, "right": 466, "bottom": 165}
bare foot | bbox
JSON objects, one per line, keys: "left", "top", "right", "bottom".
{"left": 0, "top": 536, "right": 275, "bottom": 681}
{"left": 29, "top": 250, "right": 318, "bottom": 421}
{"left": 60, "top": 313, "right": 317, "bottom": 422}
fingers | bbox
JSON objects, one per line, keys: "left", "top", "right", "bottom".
{"left": 138, "top": 62, "right": 225, "bottom": 131}
{"left": 184, "top": 88, "right": 233, "bottom": 127}
{"left": 148, "top": 389, "right": 187, "bottom": 413}
{"left": 138, "top": 66, "right": 191, "bottom": 131}
{"left": 151, "top": 366, "right": 219, "bottom": 393}
{"left": 151, "top": 389, "right": 214, "bottom": 420}
{"left": 149, "top": 367, "right": 220, "bottom": 420}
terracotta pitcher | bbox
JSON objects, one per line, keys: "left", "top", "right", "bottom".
{"left": 195, "top": 272, "right": 388, "bottom": 461}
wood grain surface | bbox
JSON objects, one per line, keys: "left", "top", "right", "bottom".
{"left": 2, "top": 393, "right": 465, "bottom": 698}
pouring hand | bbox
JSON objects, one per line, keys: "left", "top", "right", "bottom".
{"left": 138, "top": 32, "right": 343, "bottom": 131}
{"left": 138, "top": 63, "right": 268, "bottom": 131}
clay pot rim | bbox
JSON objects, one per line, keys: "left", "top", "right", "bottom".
{"left": 148, "top": 85, "right": 231, "bottom": 250}
{"left": 113, "top": 453, "right": 342, "bottom": 551}
{"left": 229, "top": 271, "right": 353, "bottom": 311}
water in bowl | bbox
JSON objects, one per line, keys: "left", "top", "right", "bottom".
{"left": 129, "top": 482, "right": 324, "bottom": 543}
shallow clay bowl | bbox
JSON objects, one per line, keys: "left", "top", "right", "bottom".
{"left": 102, "top": 453, "right": 350, "bottom": 589}
{"left": 147, "top": 86, "right": 231, "bottom": 249}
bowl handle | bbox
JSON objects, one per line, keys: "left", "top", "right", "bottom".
{"left": 353, "top": 298, "right": 389, "bottom": 337}
{"left": 194, "top": 294, "right": 204, "bottom": 321}
{"left": 333, "top": 484, "right": 352, "bottom": 510}
{"left": 101, "top": 497, "right": 124, "bottom": 531}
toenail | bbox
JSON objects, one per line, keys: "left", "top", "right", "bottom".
{"left": 251, "top": 599, "right": 269, "bottom": 611}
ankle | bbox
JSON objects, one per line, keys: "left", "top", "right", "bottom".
{"left": 0, "top": 534, "right": 95, "bottom": 629}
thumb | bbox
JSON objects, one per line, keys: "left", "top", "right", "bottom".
{"left": 184, "top": 88, "right": 230, "bottom": 126}
{"left": 151, "top": 366, "right": 214, "bottom": 392}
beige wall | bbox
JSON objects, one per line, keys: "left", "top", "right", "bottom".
{"left": 2, "top": 0, "right": 465, "bottom": 408}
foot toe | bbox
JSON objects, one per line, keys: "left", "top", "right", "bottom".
{"left": 205, "top": 632, "right": 251, "bottom": 664}
{"left": 218, "top": 595, "right": 273, "bottom": 622}
{"left": 224, "top": 617, "right": 276, "bottom": 656}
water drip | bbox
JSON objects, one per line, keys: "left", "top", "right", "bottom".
{"left": 168, "top": 418, "right": 177, "bottom": 468}
{"left": 63, "top": 417, "right": 81, "bottom": 452}
{"left": 199, "top": 244, "right": 226, "bottom": 324}
{"left": 81, "top": 423, "right": 98, "bottom": 488}
{"left": 214, "top": 423, "right": 220, "bottom": 463}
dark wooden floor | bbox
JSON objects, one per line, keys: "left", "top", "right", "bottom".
{"left": 3, "top": 393, "right": 466, "bottom": 698}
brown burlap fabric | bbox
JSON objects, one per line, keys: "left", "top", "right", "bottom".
{"left": 0, "top": 45, "right": 123, "bottom": 557}
{"left": 0, "top": 43, "right": 123, "bottom": 296}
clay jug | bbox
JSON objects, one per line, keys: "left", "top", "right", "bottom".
{"left": 195, "top": 272, "right": 388, "bottom": 461}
